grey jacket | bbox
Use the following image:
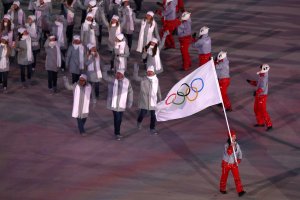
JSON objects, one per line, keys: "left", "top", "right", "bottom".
{"left": 216, "top": 57, "right": 230, "bottom": 79}
{"left": 66, "top": 45, "right": 85, "bottom": 75}
{"left": 257, "top": 72, "right": 269, "bottom": 95}
{"left": 34, "top": 3, "right": 52, "bottom": 32}
{"left": 44, "top": 40, "right": 60, "bottom": 72}
{"left": 80, "top": 22, "right": 99, "bottom": 47}
{"left": 222, "top": 143, "right": 242, "bottom": 164}
{"left": 133, "top": 68, "right": 162, "bottom": 110}
{"left": 163, "top": 1, "right": 176, "bottom": 21}
{"left": 177, "top": 19, "right": 192, "bottom": 38}
{"left": 113, "top": 42, "right": 130, "bottom": 71}
{"left": 63, "top": 0, "right": 85, "bottom": 25}
{"left": 142, "top": 32, "right": 168, "bottom": 74}
{"left": 16, "top": 39, "right": 34, "bottom": 65}
{"left": 85, "top": 54, "right": 102, "bottom": 83}
{"left": 102, "top": 67, "right": 133, "bottom": 112}
{"left": 120, "top": 6, "right": 140, "bottom": 34}
{"left": 193, "top": 34, "right": 211, "bottom": 54}
{"left": 8, "top": 8, "right": 25, "bottom": 27}
{"left": 51, "top": 18, "right": 68, "bottom": 50}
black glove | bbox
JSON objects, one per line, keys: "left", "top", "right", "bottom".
{"left": 246, "top": 79, "right": 251, "bottom": 83}
{"left": 253, "top": 91, "right": 256, "bottom": 96}
{"left": 192, "top": 32, "right": 197, "bottom": 38}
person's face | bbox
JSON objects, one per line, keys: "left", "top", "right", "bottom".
{"left": 3, "top": 18, "right": 9, "bottom": 23}
{"left": 40, "top": 0, "right": 45, "bottom": 5}
{"left": 22, "top": 31, "right": 29, "bottom": 36}
{"left": 231, "top": 135, "right": 236, "bottom": 142}
{"left": 91, "top": 47, "right": 97, "bottom": 53}
{"left": 150, "top": 41, "right": 156, "bottom": 46}
{"left": 111, "top": 19, "right": 118, "bottom": 24}
{"left": 115, "top": 72, "right": 124, "bottom": 80}
{"left": 27, "top": 18, "right": 33, "bottom": 24}
{"left": 13, "top": 4, "right": 18, "bottom": 10}
{"left": 79, "top": 78, "right": 86, "bottom": 86}
{"left": 147, "top": 71, "right": 155, "bottom": 77}
{"left": 86, "top": 17, "right": 93, "bottom": 22}
{"left": 146, "top": 15, "right": 152, "bottom": 22}
{"left": 73, "top": 39, "right": 81, "bottom": 45}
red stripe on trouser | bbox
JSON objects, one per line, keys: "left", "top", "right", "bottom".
{"left": 254, "top": 95, "right": 272, "bottom": 127}
{"left": 179, "top": 35, "right": 192, "bottom": 70}
{"left": 198, "top": 53, "right": 211, "bottom": 66}
{"left": 219, "top": 78, "right": 232, "bottom": 109}
{"left": 161, "top": 20, "right": 181, "bottom": 49}
{"left": 220, "top": 161, "right": 244, "bottom": 193}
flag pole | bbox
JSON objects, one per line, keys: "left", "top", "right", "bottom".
{"left": 210, "top": 58, "right": 238, "bottom": 165}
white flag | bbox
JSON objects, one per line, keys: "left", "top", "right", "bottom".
{"left": 155, "top": 59, "right": 222, "bottom": 121}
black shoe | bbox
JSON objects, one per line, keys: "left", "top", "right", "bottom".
{"left": 226, "top": 108, "right": 233, "bottom": 112}
{"left": 266, "top": 126, "right": 273, "bottom": 131}
{"left": 220, "top": 190, "right": 227, "bottom": 194}
{"left": 238, "top": 191, "right": 246, "bottom": 197}
{"left": 254, "top": 124, "right": 264, "bottom": 127}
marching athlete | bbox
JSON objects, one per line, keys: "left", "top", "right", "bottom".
{"left": 192, "top": 26, "right": 211, "bottom": 66}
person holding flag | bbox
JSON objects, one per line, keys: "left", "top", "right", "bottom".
{"left": 220, "top": 130, "right": 246, "bottom": 197}
{"left": 133, "top": 63, "right": 162, "bottom": 135}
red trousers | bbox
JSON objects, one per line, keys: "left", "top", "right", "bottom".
{"left": 254, "top": 95, "right": 272, "bottom": 127}
{"left": 161, "top": 19, "right": 181, "bottom": 49}
{"left": 198, "top": 53, "right": 211, "bottom": 66}
{"left": 220, "top": 161, "right": 244, "bottom": 193}
{"left": 176, "top": 0, "right": 185, "bottom": 12}
{"left": 179, "top": 35, "right": 192, "bottom": 70}
{"left": 219, "top": 78, "right": 232, "bottom": 109}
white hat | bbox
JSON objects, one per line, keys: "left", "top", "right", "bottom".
{"left": 3, "top": 14, "right": 11, "bottom": 20}
{"left": 89, "top": 0, "right": 97, "bottom": 6}
{"left": 13, "top": 1, "right": 20, "bottom": 7}
{"left": 116, "top": 69, "right": 125, "bottom": 74}
{"left": 87, "top": 43, "right": 95, "bottom": 50}
{"left": 146, "top": 11, "right": 154, "bottom": 17}
{"left": 1, "top": 35, "right": 9, "bottom": 41}
{"left": 151, "top": 38, "right": 158, "bottom": 44}
{"left": 116, "top": 33, "right": 124, "bottom": 41}
{"left": 111, "top": 15, "right": 119, "bottom": 21}
{"left": 79, "top": 74, "right": 87, "bottom": 80}
{"left": 122, "top": 0, "right": 130, "bottom": 2}
{"left": 73, "top": 35, "right": 80, "bottom": 40}
{"left": 217, "top": 51, "right": 227, "bottom": 61}
{"left": 28, "top": 15, "right": 36, "bottom": 21}
{"left": 147, "top": 65, "right": 155, "bottom": 72}
{"left": 199, "top": 26, "right": 209, "bottom": 36}
{"left": 18, "top": 27, "right": 26, "bottom": 34}
{"left": 181, "top": 12, "right": 191, "bottom": 21}
{"left": 257, "top": 64, "right": 270, "bottom": 74}
{"left": 86, "top": 13, "right": 94, "bottom": 19}
{"left": 166, "top": 0, "right": 173, "bottom": 3}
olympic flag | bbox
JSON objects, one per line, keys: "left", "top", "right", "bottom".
{"left": 155, "top": 59, "right": 222, "bottom": 121}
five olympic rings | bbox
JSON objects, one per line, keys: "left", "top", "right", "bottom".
{"left": 165, "top": 78, "right": 205, "bottom": 105}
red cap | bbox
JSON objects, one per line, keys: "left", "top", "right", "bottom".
{"left": 228, "top": 130, "right": 236, "bottom": 138}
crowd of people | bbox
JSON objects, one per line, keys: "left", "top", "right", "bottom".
{"left": 0, "top": 0, "right": 274, "bottom": 197}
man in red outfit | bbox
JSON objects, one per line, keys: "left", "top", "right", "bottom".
{"left": 159, "top": 0, "right": 180, "bottom": 49}
{"left": 247, "top": 64, "right": 273, "bottom": 131}
{"left": 192, "top": 26, "right": 211, "bottom": 66}
{"left": 215, "top": 51, "right": 232, "bottom": 111}
{"left": 220, "top": 131, "right": 246, "bottom": 197}
{"left": 176, "top": 11, "right": 192, "bottom": 70}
